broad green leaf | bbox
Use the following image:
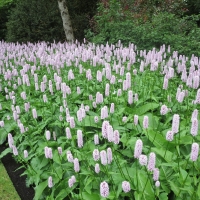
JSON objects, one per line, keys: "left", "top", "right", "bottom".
{"left": 197, "top": 182, "right": 200, "bottom": 198}
{"left": 82, "top": 192, "right": 100, "bottom": 200}
{"left": 128, "top": 103, "right": 159, "bottom": 115}
{"left": 0, "top": 147, "right": 11, "bottom": 159}
{"left": 148, "top": 129, "right": 174, "bottom": 150}
{"left": 55, "top": 188, "right": 70, "bottom": 200}
{"left": 180, "top": 135, "right": 193, "bottom": 145}
{"left": 31, "top": 156, "right": 49, "bottom": 171}
{"left": 152, "top": 147, "right": 175, "bottom": 162}
{"left": 83, "top": 176, "right": 95, "bottom": 194}
{"left": 33, "top": 180, "right": 47, "bottom": 200}
{"left": 134, "top": 191, "right": 142, "bottom": 200}
{"left": 159, "top": 193, "right": 168, "bottom": 200}
{"left": 169, "top": 181, "right": 180, "bottom": 196}
{"left": 137, "top": 170, "right": 155, "bottom": 200}
{"left": 179, "top": 168, "right": 188, "bottom": 183}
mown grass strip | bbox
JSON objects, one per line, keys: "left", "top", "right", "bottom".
{"left": 0, "top": 162, "right": 20, "bottom": 200}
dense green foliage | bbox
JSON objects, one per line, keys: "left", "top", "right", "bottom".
{"left": 85, "top": 0, "right": 200, "bottom": 56}
{"left": 0, "top": 40, "right": 200, "bottom": 199}
{"left": 0, "top": 0, "right": 15, "bottom": 41}
{"left": 6, "top": 0, "right": 66, "bottom": 43}
{"left": 0, "top": 0, "right": 200, "bottom": 54}
{"left": 65, "top": 0, "right": 98, "bottom": 41}
{"left": 3, "top": 0, "right": 98, "bottom": 43}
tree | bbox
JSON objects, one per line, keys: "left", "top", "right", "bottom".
{"left": 57, "top": 0, "right": 74, "bottom": 42}
{"left": 6, "top": 0, "right": 65, "bottom": 43}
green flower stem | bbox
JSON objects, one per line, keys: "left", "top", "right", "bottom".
{"left": 136, "top": 159, "right": 138, "bottom": 191}
{"left": 102, "top": 165, "right": 117, "bottom": 198}
{"left": 163, "top": 141, "right": 169, "bottom": 160}
{"left": 78, "top": 173, "right": 83, "bottom": 200}
{"left": 58, "top": 153, "right": 64, "bottom": 172}
{"left": 123, "top": 163, "right": 135, "bottom": 199}
{"left": 113, "top": 154, "right": 126, "bottom": 180}
{"left": 177, "top": 157, "right": 190, "bottom": 198}
{"left": 18, "top": 154, "right": 37, "bottom": 175}
{"left": 50, "top": 159, "right": 62, "bottom": 180}
{"left": 192, "top": 162, "right": 197, "bottom": 199}
{"left": 142, "top": 167, "right": 154, "bottom": 199}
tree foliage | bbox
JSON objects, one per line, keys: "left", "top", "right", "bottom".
{"left": 6, "top": 0, "right": 66, "bottom": 43}
{"left": 0, "top": 0, "right": 15, "bottom": 40}
{"left": 85, "top": 0, "right": 200, "bottom": 56}
{"left": 65, "top": 0, "right": 98, "bottom": 41}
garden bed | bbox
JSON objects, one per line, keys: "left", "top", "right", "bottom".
{"left": 0, "top": 40, "right": 199, "bottom": 200}
{"left": 0, "top": 144, "right": 34, "bottom": 200}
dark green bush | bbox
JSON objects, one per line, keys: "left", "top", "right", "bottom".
{"left": 65, "top": 0, "right": 98, "bottom": 42}
{"left": 86, "top": 6, "right": 200, "bottom": 56}
{"left": 5, "top": 0, "right": 98, "bottom": 43}
{"left": 0, "top": 0, "right": 15, "bottom": 41}
{"left": 6, "top": 0, "right": 65, "bottom": 43}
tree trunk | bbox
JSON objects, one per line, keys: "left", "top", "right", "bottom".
{"left": 57, "top": 0, "right": 74, "bottom": 42}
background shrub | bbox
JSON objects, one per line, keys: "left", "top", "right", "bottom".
{"left": 86, "top": 0, "right": 200, "bottom": 56}
{"left": 6, "top": 0, "right": 66, "bottom": 43}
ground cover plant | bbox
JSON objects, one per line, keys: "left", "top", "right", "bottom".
{"left": 0, "top": 40, "right": 199, "bottom": 200}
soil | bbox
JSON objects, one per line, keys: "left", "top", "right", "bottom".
{"left": 0, "top": 144, "right": 34, "bottom": 200}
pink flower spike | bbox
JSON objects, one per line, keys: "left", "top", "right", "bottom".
{"left": 77, "top": 130, "right": 83, "bottom": 148}
{"left": 94, "top": 116, "right": 99, "bottom": 123}
{"left": 155, "top": 181, "right": 160, "bottom": 187}
{"left": 100, "top": 150, "right": 107, "bottom": 165}
{"left": 48, "top": 176, "right": 53, "bottom": 188}
{"left": 66, "top": 151, "right": 74, "bottom": 163}
{"left": 102, "top": 121, "right": 109, "bottom": 139}
{"left": 143, "top": 116, "right": 149, "bottom": 129}
{"left": 128, "top": 90, "right": 133, "bottom": 105}
{"left": 24, "top": 150, "right": 28, "bottom": 158}
{"left": 68, "top": 178, "right": 74, "bottom": 188}
{"left": 147, "top": 152, "right": 156, "bottom": 171}
{"left": 93, "top": 149, "right": 100, "bottom": 161}
{"left": 107, "top": 125, "right": 114, "bottom": 142}
{"left": 58, "top": 147, "right": 62, "bottom": 155}
{"left": 48, "top": 147, "right": 53, "bottom": 159}
{"left": 139, "top": 154, "right": 147, "bottom": 166}
{"left": 110, "top": 103, "right": 115, "bottom": 114}
{"left": 71, "top": 175, "right": 76, "bottom": 184}
{"left": 134, "top": 139, "right": 143, "bottom": 159}
{"left": 134, "top": 115, "right": 138, "bottom": 125}
{"left": 45, "top": 130, "right": 51, "bottom": 141}
{"left": 122, "top": 181, "right": 131, "bottom": 193}
{"left": 70, "top": 117, "right": 75, "bottom": 128}
{"left": 32, "top": 108, "right": 37, "bottom": 119}
{"left": 113, "top": 130, "right": 120, "bottom": 144}
{"left": 191, "top": 118, "right": 198, "bottom": 136}
{"left": 166, "top": 130, "right": 174, "bottom": 141}
{"left": 107, "top": 147, "right": 113, "bottom": 164}
{"left": 74, "top": 158, "right": 80, "bottom": 172}
{"left": 94, "top": 134, "right": 99, "bottom": 145}
{"left": 8, "top": 133, "right": 14, "bottom": 148}
{"left": 44, "top": 146, "right": 49, "bottom": 158}
{"left": 160, "top": 105, "right": 168, "bottom": 115}
{"left": 190, "top": 143, "right": 199, "bottom": 161}
{"left": 172, "top": 114, "right": 180, "bottom": 134}
{"left": 95, "top": 163, "right": 100, "bottom": 174}
{"left": 12, "top": 145, "right": 18, "bottom": 156}
{"left": 66, "top": 127, "right": 72, "bottom": 139}
{"left": 122, "top": 116, "right": 127, "bottom": 122}
{"left": 191, "top": 109, "right": 198, "bottom": 120}
{"left": 100, "top": 181, "right": 109, "bottom": 198}
{"left": 153, "top": 168, "right": 160, "bottom": 181}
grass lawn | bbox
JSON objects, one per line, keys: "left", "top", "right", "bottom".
{"left": 0, "top": 162, "right": 20, "bottom": 200}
